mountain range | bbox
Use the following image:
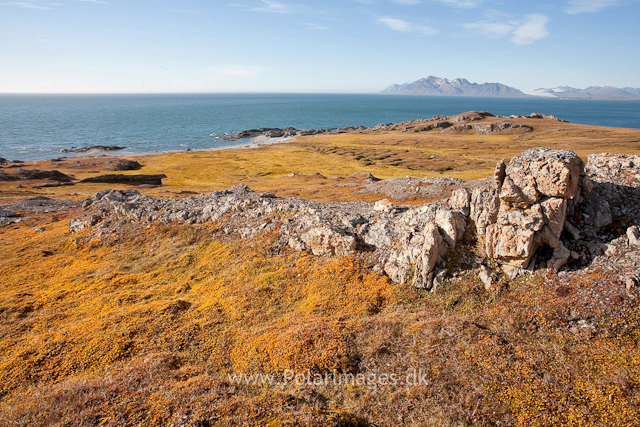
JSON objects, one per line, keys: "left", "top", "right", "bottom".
{"left": 381, "top": 76, "right": 640, "bottom": 100}
{"left": 524, "top": 86, "right": 640, "bottom": 100}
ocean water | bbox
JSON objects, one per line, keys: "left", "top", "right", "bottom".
{"left": 1, "top": 93, "right": 639, "bottom": 161}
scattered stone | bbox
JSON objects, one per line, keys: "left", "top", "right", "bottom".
{"left": 111, "top": 160, "right": 142, "bottom": 171}
{"left": 478, "top": 265, "right": 493, "bottom": 290}
{"left": 0, "top": 210, "right": 18, "bottom": 218}
{"left": 3, "top": 196, "right": 80, "bottom": 214}
{"left": 347, "top": 172, "right": 380, "bottom": 182}
{"left": 373, "top": 199, "right": 394, "bottom": 212}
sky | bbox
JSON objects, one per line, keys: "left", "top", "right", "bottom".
{"left": 0, "top": 0, "right": 639, "bottom": 93}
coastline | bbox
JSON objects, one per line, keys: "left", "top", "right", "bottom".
{"left": 69, "top": 135, "right": 297, "bottom": 159}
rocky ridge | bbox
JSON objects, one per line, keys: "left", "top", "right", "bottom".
{"left": 67, "top": 148, "right": 640, "bottom": 295}
{"left": 231, "top": 110, "right": 559, "bottom": 140}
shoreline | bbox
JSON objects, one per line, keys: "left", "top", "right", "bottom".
{"left": 63, "top": 135, "right": 297, "bottom": 160}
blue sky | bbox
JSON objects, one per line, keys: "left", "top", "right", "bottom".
{"left": 1, "top": 0, "right": 639, "bottom": 93}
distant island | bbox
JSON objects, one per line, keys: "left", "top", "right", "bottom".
{"left": 382, "top": 76, "right": 640, "bottom": 100}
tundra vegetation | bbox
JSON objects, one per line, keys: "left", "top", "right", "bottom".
{"left": 1, "top": 114, "right": 640, "bottom": 426}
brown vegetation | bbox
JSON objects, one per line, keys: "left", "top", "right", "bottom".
{"left": 0, "top": 210, "right": 639, "bottom": 426}
{"left": 2, "top": 118, "right": 640, "bottom": 425}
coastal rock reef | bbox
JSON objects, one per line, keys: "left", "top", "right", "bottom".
{"left": 68, "top": 147, "right": 640, "bottom": 292}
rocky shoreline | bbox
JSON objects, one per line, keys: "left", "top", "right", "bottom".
{"left": 227, "top": 111, "right": 564, "bottom": 141}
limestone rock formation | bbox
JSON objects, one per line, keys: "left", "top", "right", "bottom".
{"left": 65, "top": 147, "right": 640, "bottom": 293}
{"left": 478, "top": 148, "right": 586, "bottom": 272}
{"left": 300, "top": 227, "right": 357, "bottom": 256}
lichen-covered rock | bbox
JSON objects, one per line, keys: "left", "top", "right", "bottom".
{"left": 470, "top": 187, "right": 499, "bottom": 235}
{"left": 373, "top": 199, "right": 394, "bottom": 212}
{"left": 506, "top": 147, "right": 584, "bottom": 199}
{"left": 65, "top": 146, "right": 634, "bottom": 289}
{"left": 450, "top": 188, "right": 471, "bottom": 216}
{"left": 540, "top": 198, "right": 567, "bottom": 237}
{"left": 412, "top": 223, "right": 447, "bottom": 289}
{"left": 485, "top": 223, "right": 536, "bottom": 267}
{"left": 587, "top": 153, "right": 640, "bottom": 187}
{"left": 300, "top": 227, "right": 357, "bottom": 257}
{"left": 475, "top": 148, "right": 588, "bottom": 276}
{"left": 435, "top": 209, "right": 466, "bottom": 247}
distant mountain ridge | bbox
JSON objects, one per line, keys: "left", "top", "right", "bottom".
{"left": 524, "top": 86, "right": 640, "bottom": 100}
{"left": 381, "top": 76, "right": 527, "bottom": 98}
{"left": 382, "top": 76, "right": 640, "bottom": 100}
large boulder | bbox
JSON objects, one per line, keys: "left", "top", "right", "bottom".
{"left": 474, "top": 148, "right": 587, "bottom": 274}
{"left": 504, "top": 147, "right": 583, "bottom": 201}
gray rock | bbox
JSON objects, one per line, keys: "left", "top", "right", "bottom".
{"left": 450, "top": 188, "right": 471, "bottom": 216}
{"left": 412, "top": 223, "right": 447, "bottom": 289}
{"left": 628, "top": 226, "right": 640, "bottom": 246}
{"left": 478, "top": 265, "right": 493, "bottom": 290}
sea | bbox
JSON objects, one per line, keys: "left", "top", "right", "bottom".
{"left": 1, "top": 93, "right": 639, "bottom": 161}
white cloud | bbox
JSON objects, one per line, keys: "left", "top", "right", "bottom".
{"left": 304, "top": 23, "right": 330, "bottom": 30}
{"left": 461, "top": 21, "right": 513, "bottom": 39}
{"left": 249, "top": 0, "right": 290, "bottom": 13}
{"left": 433, "top": 0, "right": 483, "bottom": 8}
{"left": 1, "top": 2, "right": 53, "bottom": 9}
{"left": 378, "top": 17, "right": 437, "bottom": 35}
{"left": 565, "top": 0, "right": 621, "bottom": 14}
{"left": 462, "top": 13, "right": 550, "bottom": 45}
{"left": 379, "top": 17, "right": 410, "bottom": 31}
{"left": 391, "top": 0, "right": 421, "bottom": 5}
{"left": 1, "top": 0, "right": 105, "bottom": 8}
{"left": 511, "top": 14, "right": 550, "bottom": 45}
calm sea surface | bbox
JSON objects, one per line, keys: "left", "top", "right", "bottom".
{"left": 1, "top": 93, "right": 639, "bottom": 161}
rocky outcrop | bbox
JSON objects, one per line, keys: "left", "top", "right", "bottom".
{"left": 479, "top": 148, "right": 586, "bottom": 273}
{"left": 61, "top": 145, "right": 126, "bottom": 153}
{"left": 451, "top": 111, "right": 494, "bottom": 123}
{"left": 473, "top": 121, "right": 533, "bottom": 135}
{"left": 67, "top": 147, "right": 640, "bottom": 293}
{"left": 0, "top": 169, "right": 74, "bottom": 182}
{"left": 111, "top": 160, "right": 142, "bottom": 171}
{"left": 80, "top": 174, "right": 167, "bottom": 186}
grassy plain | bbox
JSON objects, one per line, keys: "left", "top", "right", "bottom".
{"left": 2, "top": 117, "right": 640, "bottom": 425}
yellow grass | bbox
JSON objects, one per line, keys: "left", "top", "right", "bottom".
{"left": 2, "top": 119, "right": 640, "bottom": 425}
